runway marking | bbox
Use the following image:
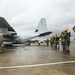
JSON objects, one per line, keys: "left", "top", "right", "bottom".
{"left": 0, "top": 60, "right": 75, "bottom": 70}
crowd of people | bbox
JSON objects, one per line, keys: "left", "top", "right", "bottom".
{"left": 50, "top": 27, "right": 71, "bottom": 53}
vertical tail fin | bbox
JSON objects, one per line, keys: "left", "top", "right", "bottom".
{"left": 35, "top": 18, "right": 48, "bottom": 33}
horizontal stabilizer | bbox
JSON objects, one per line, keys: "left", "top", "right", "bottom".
{"left": 39, "top": 31, "right": 52, "bottom": 37}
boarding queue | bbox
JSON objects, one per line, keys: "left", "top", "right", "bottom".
{"left": 50, "top": 27, "right": 71, "bottom": 53}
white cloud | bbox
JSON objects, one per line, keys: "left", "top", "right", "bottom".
{"left": 0, "top": 0, "right": 75, "bottom": 37}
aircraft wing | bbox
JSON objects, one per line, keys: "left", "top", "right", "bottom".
{"left": 0, "top": 17, "right": 15, "bottom": 32}
{"left": 0, "top": 17, "right": 17, "bottom": 35}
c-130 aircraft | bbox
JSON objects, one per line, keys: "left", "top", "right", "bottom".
{"left": 0, "top": 17, "right": 52, "bottom": 46}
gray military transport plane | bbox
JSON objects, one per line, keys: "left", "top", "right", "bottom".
{"left": 0, "top": 17, "right": 52, "bottom": 46}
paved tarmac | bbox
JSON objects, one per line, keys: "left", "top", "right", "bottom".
{"left": 0, "top": 43, "right": 75, "bottom": 75}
